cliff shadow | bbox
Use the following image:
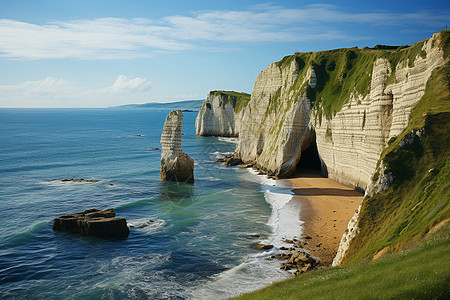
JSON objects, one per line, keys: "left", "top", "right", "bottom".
{"left": 292, "top": 187, "right": 363, "bottom": 197}
{"left": 295, "top": 133, "right": 324, "bottom": 174}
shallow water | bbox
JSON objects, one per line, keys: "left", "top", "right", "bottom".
{"left": 0, "top": 108, "right": 300, "bottom": 299}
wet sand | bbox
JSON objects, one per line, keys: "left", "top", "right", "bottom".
{"left": 284, "top": 170, "right": 363, "bottom": 265}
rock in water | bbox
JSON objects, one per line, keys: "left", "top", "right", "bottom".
{"left": 53, "top": 208, "right": 130, "bottom": 237}
{"left": 160, "top": 110, "right": 194, "bottom": 183}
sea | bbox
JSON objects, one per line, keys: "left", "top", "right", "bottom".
{"left": 0, "top": 108, "right": 302, "bottom": 299}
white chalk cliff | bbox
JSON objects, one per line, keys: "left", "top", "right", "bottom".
{"left": 160, "top": 110, "right": 194, "bottom": 183}
{"left": 236, "top": 31, "right": 446, "bottom": 190}
{"left": 195, "top": 31, "right": 448, "bottom": 265}
{"left": 195, "top": 91, "right": 250, "bottom": 137}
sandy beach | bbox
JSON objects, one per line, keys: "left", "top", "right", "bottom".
{"left": 285, "top": 170, "right": 363, "bottom": 265}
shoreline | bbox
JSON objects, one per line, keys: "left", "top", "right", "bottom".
{"left": 283, "top": 169, "right": 363, "bottom": 265}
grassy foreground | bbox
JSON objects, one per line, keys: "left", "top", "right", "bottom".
{"left": 235, "top": 231, "right": 449, "bottom": 299}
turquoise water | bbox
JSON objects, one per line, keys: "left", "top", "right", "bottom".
{"left": 0, "top": 108, "right": 298, "bottom": 299}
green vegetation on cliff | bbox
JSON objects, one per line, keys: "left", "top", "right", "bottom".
{"left": 211, "top": 90, "right": 251, "bottom": 114}
{"left": 341, "top": 62, "right": 450, "bottom": 264}
{"left": 274, "top": 30, "right": 449, "bottom": 121}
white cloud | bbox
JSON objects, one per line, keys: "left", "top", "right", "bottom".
{"left": 0, "top": 5, "right": 447, "bottom": 60}
{"left": 98, "top": 75, "right": 152, "bottom": 93}
{"left": 0, "top": 77, "right": 78, "bottom": 102}
{"left": 0, "top": 75, "right": 153, "bottom": 107}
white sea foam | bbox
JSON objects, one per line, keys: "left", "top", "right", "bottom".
{"left": 191, "top": 256, "right": 289, "bottom": 299}
{"left": 210, "top": 151, "right": 233, "bottom": 159}
{"left": 127, "top": 218, "right": 166, "bottom": 233}
{"left": 249, "top": 169, "right": 302, "bottom": 247}
{"left": 191, "top": 168, "right": 302, "bottom": 299}
{"left": 217, "top": 137, "right": 239, "bottom": 144}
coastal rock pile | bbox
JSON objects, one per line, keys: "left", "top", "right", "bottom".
{"left": 278, "top": 251, "right": 318, "bottom": 275}
{"left": 160, "top": 110, "right": 194, "bottom": 183}
{"left": 215, "top": 153, "right": 244, "bottom": 166}
{"left": 252, "top": 238, "right": 320, "bottom": 276}
{"left": 53, "top": 208, "right": 130, "bottom": 237}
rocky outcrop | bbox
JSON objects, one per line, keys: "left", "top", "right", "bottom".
{"left": 195, "top": 91, "right": 250, "bottom": 137}
{"left": 53, "top": 208, "right": 129, "bottom": 237}
{"left": 365, "top": 128, "right": 424, "bottom": 196}
{"left": 272, "top": 249, "right": 320, "bottom": 276}
{"left": 236, "top": 31, "right": 447, "bottom": 190}
{"left": 160, "top": 110, "right": 194, "bottom": 183}
{"left": 332, "top": 204, "right": 361, "bottom": 266}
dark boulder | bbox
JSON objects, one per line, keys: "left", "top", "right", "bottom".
{"left": 223, "top": 157, "right": 243, "bottom": 166}
{"left": 53, "top": 208, "right": 129, "bottom": 237}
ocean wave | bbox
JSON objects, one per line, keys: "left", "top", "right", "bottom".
{"left": 128, "top": 218, "right": 166, "bottom": 233}
{"left": 191, "top": 168, "right": 302, "bottom": 299}
{"left": 217, "top": 137, "right": 239, "bottom": 144}
{"left": 210, "top": 151, "right": 233, "bottom": 159}
{"left": 191, "top": 252, "right": 289, "bottom": 299}
{"left": 248, "top": 169, "right": 301, "bottom": 247}
{"left": 1, "top": 221, "right": 51, "bottom": 249}
{"left": 114, "top": 198, "right": 156, "bottom": 210}
{"left": 2, "top": 162, "right": 80, "bottom": 173}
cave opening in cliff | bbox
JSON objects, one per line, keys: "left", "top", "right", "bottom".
{"left": 296, "top": 137, "right": 321, "bottom": 171}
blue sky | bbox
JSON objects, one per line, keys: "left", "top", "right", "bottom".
{"left": 0, "top": 0, "right": 448, "bottom": 108}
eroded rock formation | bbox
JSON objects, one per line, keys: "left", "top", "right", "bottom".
{"left": 195, "top": 91, "right": 250, "bottom": 137}
{"left": 53, "top": 208, "right": 129, "bottom": 237}
{"left": 236, "top": 31, "right": 447, "bottom": 191}
{"left": 160, "top": 110, "right": 194, "bottom": 182}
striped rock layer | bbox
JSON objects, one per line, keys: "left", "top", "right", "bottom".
{"left": 160, "top": 110, "right": 194, "bottom": 183}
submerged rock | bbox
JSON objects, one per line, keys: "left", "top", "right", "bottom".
{"left": 53, "top": 208, "right": 129, "bottom": 237}
{"left": 160, "top": 110, "right": 194, "bottom": 183}
{"left": 60, "top": 178, "right": 100, "bottom": 183}
{"left": 253, "top": 243, "right": 274, "bottom": 250}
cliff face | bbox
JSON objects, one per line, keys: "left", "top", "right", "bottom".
{"left": 238, "top": 59, "right": 314, "bottom": 176}
{"left": 160, "top": 110, "right": 194, "bottom": 183}
{"left": 195, "top": 91, "right": 250, "bottom": 137}
{"left": 237, "top": 31, "right": 447, "bottom": 190}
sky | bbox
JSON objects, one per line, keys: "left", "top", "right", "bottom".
{"left": 0, "top": 0, "right": 448, "bottom": 108}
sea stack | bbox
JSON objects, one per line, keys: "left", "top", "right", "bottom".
{"left": 160, "top": 110, "right": 194, "bottom": 183}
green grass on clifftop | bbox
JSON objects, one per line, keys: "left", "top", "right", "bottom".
{"left": 274, "top": 30, "right": 449, "bottom": 122}
{"left": 235, "top": 233, "right": 450, "bottom": 300}
{"left": 211, "top": 90, "right": 251, "bottom": 114}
